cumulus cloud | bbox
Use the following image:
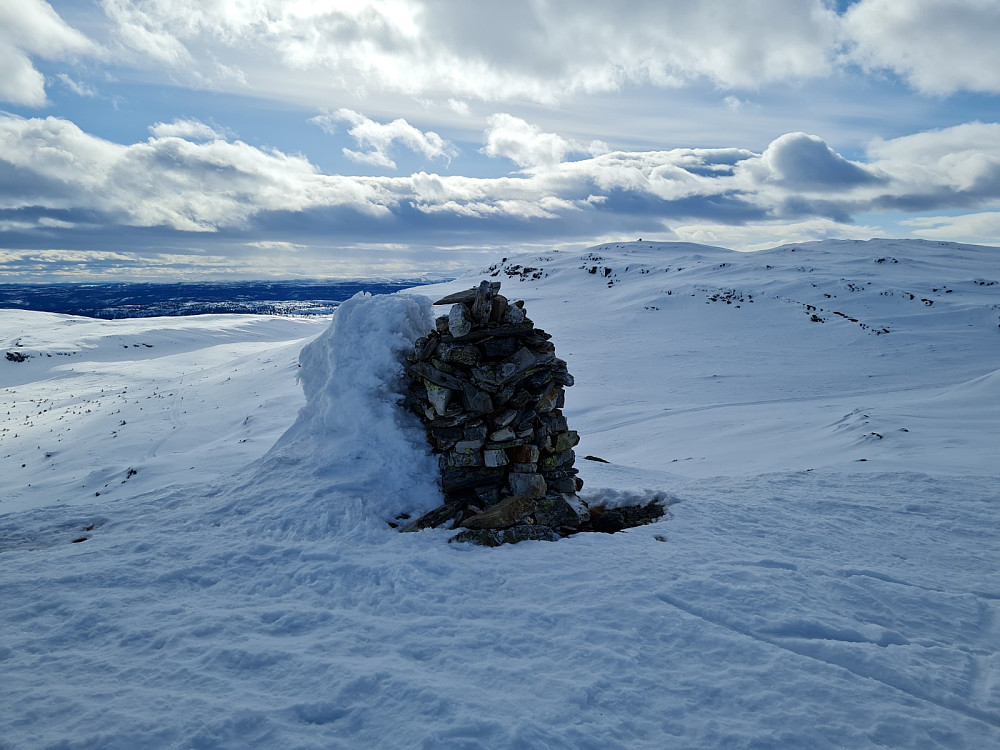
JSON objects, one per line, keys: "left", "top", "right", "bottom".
{"left": 845, "top": 0, "right": 1000, "bottom": 95}
{"left": 482, "top": 114, "right": 608, "bottom": 168}
{"left": 100, "top": 0, "right": 194, "bottom": 68}
{"left": 0, "top": 0, "right": 97, "bottom": 106}
{"left": 310, "top": 109, "right": 458, "bottom": 170}
{"left": 0, "top": 114, "right": 395, "bottom": 231}
{"left": 12, "top": 0, "right": 991, "bottom": 118}
{"left": 89, "top": 0, "right": 848, "bottom": 105}
{"left": 755, "top": 132, "right": 883, "bottom": 190}
{"left": 2, "top": 112, "right": 999, "bottom": 252}
{"left": 866, "top": 123, "right": 1000, "bottom": 209}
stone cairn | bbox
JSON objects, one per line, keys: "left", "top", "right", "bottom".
{"left": 402, "top": 280, "right": 591, "bottom": 545}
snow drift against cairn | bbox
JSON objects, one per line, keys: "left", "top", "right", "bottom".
{"left": 262, "top": 292, "right": 442, "bottom": 526}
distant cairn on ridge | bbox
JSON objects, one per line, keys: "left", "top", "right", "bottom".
{"left": 402, "top": 280, "right": 663, "bottom": 545}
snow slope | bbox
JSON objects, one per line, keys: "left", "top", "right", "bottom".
{"left": 1, "top": 239, "right": 998, "bottom": 749}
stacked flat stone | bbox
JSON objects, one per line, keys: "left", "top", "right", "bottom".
{"left": 404, "top": 280, "right": 589, "bottom": 544}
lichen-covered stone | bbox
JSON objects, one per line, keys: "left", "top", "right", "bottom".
{"left": 439, "top": 343, "right": 480, "bottom": 366}
{"left": 534, "top": 493, "right": 590, "bottom": 529}
{"left": 552, "top": 430, "right": 580, "bottom": 453}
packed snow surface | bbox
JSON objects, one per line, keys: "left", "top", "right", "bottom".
{"left": 1, "top": 239, "right": 998, "bottom": 748}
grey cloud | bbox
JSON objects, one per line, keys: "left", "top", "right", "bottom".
{"left": 758, "top": 132, "right": 883, "bottom": 190}
{"left": 3, "top": 113, "right": 999, "bottom": 264}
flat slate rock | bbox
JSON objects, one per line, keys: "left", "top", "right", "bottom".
{"left": 433, "top": 283, "right": 502, "bottom": 306}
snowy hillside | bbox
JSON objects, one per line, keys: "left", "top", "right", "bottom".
{"left": 1, "top": 239, "right": 999, "bottom": 749}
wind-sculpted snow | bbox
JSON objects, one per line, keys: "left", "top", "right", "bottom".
{"left": 242, "top": 292, "right": 443, "bottom": 538}
{"left": 1, "top": 239, "right": 999, "bottom": 748}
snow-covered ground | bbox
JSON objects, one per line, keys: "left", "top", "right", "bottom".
{"left": 1, "top": 239, "right": 998, "bottom": 748}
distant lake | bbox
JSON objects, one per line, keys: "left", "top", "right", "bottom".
{"left": 0, "top": 280, "right": 438, "bottom": 319}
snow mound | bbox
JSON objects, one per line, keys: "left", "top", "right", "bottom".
{"left": 223, "top": 292, "right": 443, "bottom": 539}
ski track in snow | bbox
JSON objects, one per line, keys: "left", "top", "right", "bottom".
{"left": 2, "top": 239, "right": 999, "bottom": 749}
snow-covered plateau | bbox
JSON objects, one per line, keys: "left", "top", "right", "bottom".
{"left": 1, "top": 239, "right": 998, "bottom": 749}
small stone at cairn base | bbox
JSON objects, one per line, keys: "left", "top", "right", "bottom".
{"left": 403, "top": 280, "right": 589, "bottom": 544}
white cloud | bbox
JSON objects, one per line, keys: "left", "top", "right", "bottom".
{"left": 149, "top": 119, "right": 227, "bottom": 141}
{"left": 55, "top": 73, "right": 98, "bottom": 98}
{"left": 845, "top": 0, "right": 1000, "bottom": 95}
{"left": 866, "top": 122, "right": 1000, "bottom": 204}
{"left": 245, "top": 240, "right": 308, "bottom": 251}
{"left": 482, "top": 114, "right": 610, "bottom": 169}
{"left": 3, "top": 112, "right": 999, "bottom": 248}
{"left": 100, "top": 0, "right": 194, "bottom": 68}
{"left": 673, "top": 218, "right": 885, "bottom": 252}
{"left": 310, "top": 108, "right": 458, "bottom": 170}
{"left": 0, "top": 0, "right": 97, "bottom": 105}
{"left": 447, "top": 99, "right": 471, "bottom": 116}
{"left": 0, "top": 114, "right": 395, "bottom": 231}
{"left": 91, "top": 0, "right": 845, "bottom": 106}
{"left": 901, "top": 212, "right": 1000, "bottom": 244}
{"left": 482, "top": 114, "right": 581, "bottom": 168}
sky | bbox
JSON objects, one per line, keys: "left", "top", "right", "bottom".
{"left": 1, "top": 0, "right": 999, "bottom": 281}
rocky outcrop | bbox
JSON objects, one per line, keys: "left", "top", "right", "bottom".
{"left": 403, "top": 281, "right": 587, "bottom": 542}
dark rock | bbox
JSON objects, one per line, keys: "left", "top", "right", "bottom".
{"left": 535, "top": 383, "right": 561, "bottom": 413}
{"left": 589, "top": 509, "right": 625, "bottom": 533}
{"left": 433, "top": 282, "right": 501, "bottom": 306}
{"left": 545, "top": 475, "right": 578, "bottom": 493}
{"left": 489, "top": 295, "right": 509, "bottom": 324}
{"left": 449, "top": 525, "right": 558, "bottom": 547}
{"left": 441, "top": 467, "right": 506, "bottom": 493}
{"left": 409, "top": 361, "right": 465, "bottom": 391}
{"left": 438, "top": 343, "right": 480, "bottom": 366}
{"left": 460, "top": 383, "right": 494, "bottom": 414}
{"left": 551, "top": 430, "right": 580, "bottom": 453}
{"left": 402, "top": 503, "right": 463, "bottom": 531}
{"left": 471, "top": 280, "right": 494, "bottom": 323}
{"left": 507, "top": 444, "right": 540, "bottom": 463}
{"left": 483, "top": 448, "right": 508, "bottom": 467}
{"left": 535, "top": 493, "right": 590, "bottom": 529}
{"left": 463, "top": 424, "right": 488, "bottom": 441}
{"left": 404, "top": 279, "right": 599, "bottom": 544}
{"left": 448, "top": 303, "right": 473, "bottom": 338}
{"left": 416, "top": 336, "right": 439, "bottom": 361}
{"left": 479, "top": 336, "right": 519, "bottom": 359}
{"left": 508, "top": 472, "right": 546, "bottom": 498}
{"left": 460, "top": 495, "right": 536, "bottom": 529}
{"left": 618, "top": 502, "right": 667, "bottom": 527}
